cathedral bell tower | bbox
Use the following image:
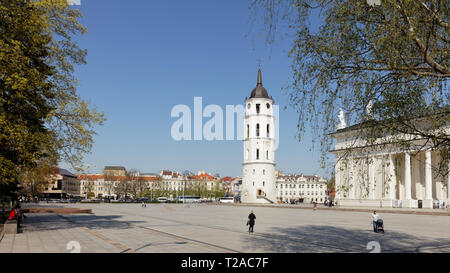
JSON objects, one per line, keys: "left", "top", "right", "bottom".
{"left": 242, "top": 67, "right": 277, "bottom": 203}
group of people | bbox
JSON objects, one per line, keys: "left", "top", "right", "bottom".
{"left": 323, "top": 199, "right": 338, "bottom": 207}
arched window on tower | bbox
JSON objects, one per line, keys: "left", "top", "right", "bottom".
{"left": 247, "top": 124, "right": 249, "bottom": 138}
{"left": 267, "top": 124, "right": 270, "bottom": 137}
{"left": 256, "top": 149, "right": 259, "bottom": 160}
{"left": 256, "top": 124, "right": 260, "bottom": 137}
{"left": 266, "top": 150, "right": 269, "bottom": 160}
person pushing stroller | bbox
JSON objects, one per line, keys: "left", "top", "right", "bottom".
{"left": 372, "top": 211, "right": 384, "bottom": 233}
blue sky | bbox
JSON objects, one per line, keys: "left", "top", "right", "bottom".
{"left": 65, "top": 0, "right": 332, "bottom": 178}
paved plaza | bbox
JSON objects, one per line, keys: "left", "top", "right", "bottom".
{"left": 1, "top": 203, "right": 450, "bottom": 253}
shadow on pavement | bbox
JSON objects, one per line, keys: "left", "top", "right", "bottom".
{"left": 21, "top": 213, "right": 145, "bottom": 232}
{"left": 240, "top": 225, "right": 450, "bottom": 253}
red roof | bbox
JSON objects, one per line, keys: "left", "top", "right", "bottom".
{"left": 220, "top": 176, "right": 233, "bottom": 182}
{"left": 194, "top": 173, "right": 215, "bottom": 181}
{"left": 161, "top": 170, "right": 180, "bottom": 178}
{"left": 77, "top": 174, "right": 104, "bottom": 180}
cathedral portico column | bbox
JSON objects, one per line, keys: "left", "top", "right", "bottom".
{"left": 369, "top": 157, "right": 375, "bottom": 199}
{"left": 349, "top": 158, "right": 356, "bottom": 199}
{"left": 383, "top": 154, "right": 397, "bottom": 208}
{"left": 447, "top": 161, "right": 450, "bottom": 205}
{"left": 335, "top": 161, "right": 341, "bottom": 200}
{"left": 389, "top": 154, "right": 397, "bottom": 199}
{"left": 403, "top": 153, "right": 413, "bottom": 208}
{"left": 423, "top": 150, "right": 433, "bottom": 208}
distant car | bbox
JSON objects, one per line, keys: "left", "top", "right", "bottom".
{"left": 219, "top": 197, "right": 234, "bottom": 204}
{"left": 157, "top": 197, "right": 169, "bottom": 203}
{"left": 137, "top": 197, "right": 149, "bottom": 203}
{"left": 103, "top": 198, "right": 111, "bottom": 203}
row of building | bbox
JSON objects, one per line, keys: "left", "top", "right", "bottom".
{"left": 42, "top": 166, "right": 329, "bottom": 203}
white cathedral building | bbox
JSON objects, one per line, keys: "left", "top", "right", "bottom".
{"left": 332, "top": 109, "right": 450, "bottom": 209}
{"left": 242, "top": 68, "right": 277, "bottom": 203}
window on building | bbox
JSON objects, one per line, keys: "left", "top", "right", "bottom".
{"left": 247, "top": 124, "right": 249, "bottom": 138}
{"left": 267, "top": 124, "right": 270, "bottom": 137}
{"left": 256, "top": 149, "right": 259, "bottom": 160}
{"left": 263, "top": 169, "right": 265, "bottom": 175}
{"left": 263, "top": 181, "right": 265, "bottom": 186}
{"left": 256, "top": 124, "right": 260, "bottom": 137}
{"left": 266, "top": 150, "right": 269, "bottom": 160}
{"left": 253, "top": 169, "right": 255, "bottom": 174}
{"left": 256, "top": 104, "right": 260, "bottom": 114}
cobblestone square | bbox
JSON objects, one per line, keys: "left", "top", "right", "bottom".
{"left": 1, "top": 203, "right": 449, "bottom": 253}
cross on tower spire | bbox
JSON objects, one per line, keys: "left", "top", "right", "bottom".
{"left": 257, "top": 67, "right": 262, "bottom": 86}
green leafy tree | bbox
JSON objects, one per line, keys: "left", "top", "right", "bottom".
{"left": 0, "top": 0, "right": 105, "bottom": 199}
{"left": 115, "top": 178, "right": 131, "bottom": 199}
{"left": 84, "top": 178, "right": 95, "bottom": 199}
{"left": 19, "top": 158, "right": 55, "bottom": 200}
{"left": 250, "top": 0, "right": 449, "bottom": 174}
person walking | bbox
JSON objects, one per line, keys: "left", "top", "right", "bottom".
{"left": 372, "top": 211, "right": 379, "bottom": 232}
{"left": 247, "top": 210, "right": 256, "bottom": 233}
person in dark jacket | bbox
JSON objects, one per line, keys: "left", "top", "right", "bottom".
{"left": 248, "top": 210, "right": 256, "bottom": 233}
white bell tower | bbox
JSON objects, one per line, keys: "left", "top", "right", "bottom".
{"left": 242, "top": 67, "right": 277, "bottom": 203}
